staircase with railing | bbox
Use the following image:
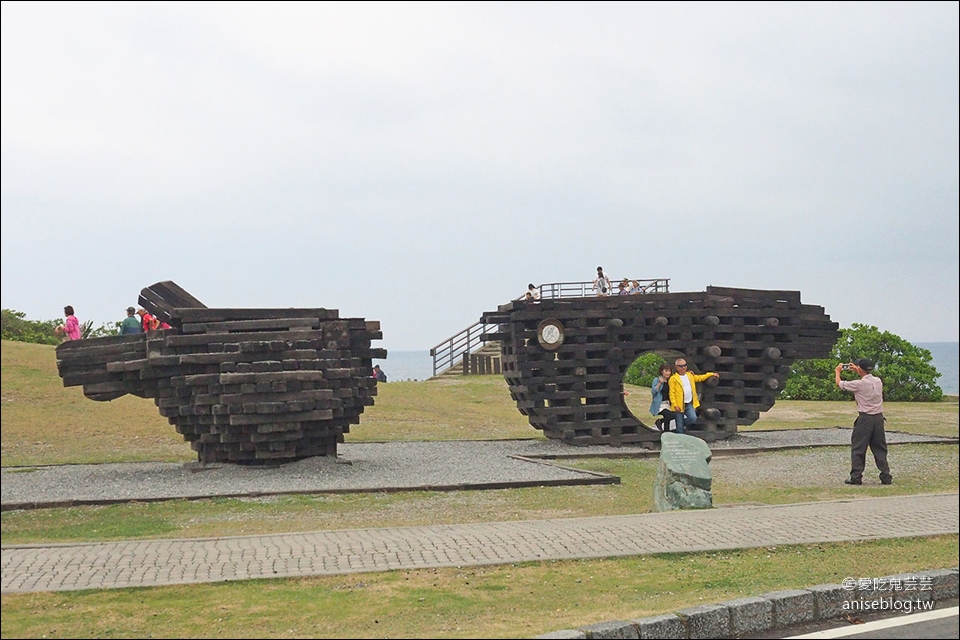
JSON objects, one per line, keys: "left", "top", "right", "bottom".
{"left": 429, "top": 277, "right": 669, "bottom": 377}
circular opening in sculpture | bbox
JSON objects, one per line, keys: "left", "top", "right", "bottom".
{"left": 621, "top": 349, "right": 687, "bottom": 428}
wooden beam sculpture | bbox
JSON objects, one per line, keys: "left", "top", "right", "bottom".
{"left": 481, "top": 286, "right": 839, "bottom": 445}
{"left": 55, "top": 282, "right": 385, "bottom": 464}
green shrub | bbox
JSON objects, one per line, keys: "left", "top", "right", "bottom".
{"left": 1, "top": 309, "right": 60, "bottom": 345}
{"left": 86, "top": 321, "right": 121, "bottom": 338}
{"left": 782, "top": 323, "right": 942, "bottom": 401}
{"left": 624, "top": 352, "right": 667, "bottom": 387}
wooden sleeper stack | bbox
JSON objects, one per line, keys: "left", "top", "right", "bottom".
{"left": 481, "top": 286, "right": 839, "bottom": 445}
{"left": 55, "top": 281, "right": 385, "bottom": 464}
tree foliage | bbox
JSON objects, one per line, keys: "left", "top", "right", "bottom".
{"left": 624, "top": 352, "right": 667, "bottom": 387}
{"left": 1, "top": 309, "right": 63, "bottom": 345}
{"left": 86, "top": 321, "right": 121, "bottom": 339}
{"left": 782, "top": 323, "right": 942, "bottom": 402}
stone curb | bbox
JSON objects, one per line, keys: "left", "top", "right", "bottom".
{"left": 534, "top": 566, "right": 959, "bottom": 639}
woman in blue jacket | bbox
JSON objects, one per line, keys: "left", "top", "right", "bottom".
{"left": 649, "top": 363, "right": 677, "bottom": 431}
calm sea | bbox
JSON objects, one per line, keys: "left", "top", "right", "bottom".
{"left": 373, "top": 351, "right": 434, "bottom": 382}
{"left": 916, "top": 342, "right": 959, "bottom": 395}
{"left": 376, "top": 342, "right": 959, "bottom": 393}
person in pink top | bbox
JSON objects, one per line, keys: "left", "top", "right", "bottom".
{"left": 55, "top": 305, "right": 82, "bottom": 341}
{"left": 835, "top": 358, "right": 892, "bottom": 486}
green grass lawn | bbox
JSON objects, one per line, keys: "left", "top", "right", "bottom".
{"left": 2, "top": 339, "right": 958, "bottom": 639}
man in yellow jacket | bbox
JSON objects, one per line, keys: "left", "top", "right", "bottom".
{"left": 668, "top": 358, "right": 720, "bottom": 434}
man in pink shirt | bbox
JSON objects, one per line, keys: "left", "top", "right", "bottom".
{"left": 835, "top": 358, "right": 892, "bottom": 486}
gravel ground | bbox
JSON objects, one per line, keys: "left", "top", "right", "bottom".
{"left": 2, "top": 429, "right": 954, "bottom": 508}
{"left": 706, "top": 427, "right": 953, "bottom": 449}
{"left": 1, "top": 440, "right": 615, "bottom": 508}
{"left": 712, "top": 446, "right": 960, "bottom": 487}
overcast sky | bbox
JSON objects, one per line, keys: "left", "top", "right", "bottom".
{"left": 2, "top": 2, "right": 957, "bottom": 351}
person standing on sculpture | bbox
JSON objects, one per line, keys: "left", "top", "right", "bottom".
{"left": 120, "top": 307, "right": 143, "bottom": 334}
{"left": 137, "top": 308, "right": 159, "bottom": 332}
{"left": 592, "top": 266, "right": 611, "bottom": 296}
{"left": 54, "top": 305, "right": 82, "bottom": 341}
{"left": 650, "top": 363, "right": 677, "bottom": 431}
{"left": 835, "top": 358, "right": 892, "bottom": 486}
{"left": 668, "top": 358, "right": 719, "bottom": 434}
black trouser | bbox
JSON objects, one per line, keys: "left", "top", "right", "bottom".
{"left": 850, "top": 412, "right": 892, "bottom": 483}
{"left": 657, "top": 408, "right": 677, "bottom": 431}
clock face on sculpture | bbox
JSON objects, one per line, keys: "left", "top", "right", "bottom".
{"left": 537, "top": 319, "right": 564, "bottom": 350}
{"left": 541, "top": 325, "right": 561, "bottom": 343}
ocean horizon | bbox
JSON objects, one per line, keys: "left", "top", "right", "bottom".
{"left": 372, "top": 351, "right": 434, "bottom": 382}
{"left": 376, "top": 342, "right": 959, "bottom": 394}
{"left": 916, "top": 342, "right": 959, "bottom": 395}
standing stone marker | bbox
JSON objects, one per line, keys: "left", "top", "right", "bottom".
{"left": 654, "top": 432, "right": 713, "bottom": 511}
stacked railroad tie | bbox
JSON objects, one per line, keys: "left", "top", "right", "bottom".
{"left": 55, "top": 281, "right": 385, "bottom": 464}
{"left": 481, "top": 286, "right": 839, "bottom": 446}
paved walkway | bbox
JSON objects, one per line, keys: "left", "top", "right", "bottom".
{"left": 3, "top": 493, "right": 957, "bottom": 594}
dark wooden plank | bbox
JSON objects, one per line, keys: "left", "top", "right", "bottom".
{"left": 227, "top": 409, "right": 335, "bottom": 425}
{"left": 161, "top": 329, "right": 327, "bottom": 347}
{"left": 180, "top": 318, "right": 322, "bottom": 334}
{"left": 173, "top": 308, "right": 341, "bottom": 322}
{"left": 138, "top": 281, "right": 207, "bottom": 322}
{"left": 55, "top": 333, "right": 146, "bottom": 352}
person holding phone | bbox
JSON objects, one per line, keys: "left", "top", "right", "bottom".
{"left": 835, "top": 358, "right": 892, "bottom": 486}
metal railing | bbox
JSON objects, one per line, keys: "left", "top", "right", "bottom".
{"left": 539, "top": 277, "right": 669, "bottom": 299}
{"left": 429, "top": 321, "right": 501, "bottom": 377}
{"left": 429, "top": 278, "right": 670, "bottom": 377}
